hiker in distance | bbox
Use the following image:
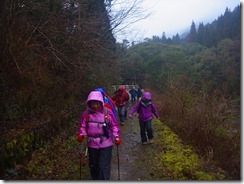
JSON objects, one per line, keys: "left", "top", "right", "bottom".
{"left": 112, "top": 86, "right": 130, "bottom": 125}
{"left": 77, "top": 91, "right": 121, "bottom": 180}
{"left": 136, "top": 87, "right": 143, "bottom": 101}
{"left": 129, "top": 91, "right": 159, "bottom": 145}
{"left": 129, "top": 86, "right": 137, "bottom": 102}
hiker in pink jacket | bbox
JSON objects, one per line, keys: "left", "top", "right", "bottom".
{"left": 77, "top": 91, "right": 121, "bottom": 180}
{"left": 129, "top": 91, "right": 159, "bottom": 145}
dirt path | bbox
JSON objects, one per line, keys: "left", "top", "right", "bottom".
{"left": 110, "top": 113, "right": 155, "bottom": 181}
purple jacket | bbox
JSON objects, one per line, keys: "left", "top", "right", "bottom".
{"left": 129, "top": 101, "right": 159, "bottom": 121}
{"left": 78, "top": 91, "right": 120, "bottom": 149}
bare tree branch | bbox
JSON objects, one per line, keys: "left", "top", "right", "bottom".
{"left": 108, "top": 0, "right": 151, "bottom": 41}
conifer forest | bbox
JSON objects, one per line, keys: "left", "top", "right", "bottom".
{"left": 0, "top": 0, "right": 241, "bottom": 180}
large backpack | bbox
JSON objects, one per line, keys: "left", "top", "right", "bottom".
{"left": 103, "top": 95, "right": 118, "bottom": 119}
{"left": 94, "top": 88, "right": 117, "bottom": 120}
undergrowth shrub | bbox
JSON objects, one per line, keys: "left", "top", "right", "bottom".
{"left": 153, "top": 88, "right": 240, "bottom": 180}
{"left": 153, "top": 119, "right": 225, "bottom": 180}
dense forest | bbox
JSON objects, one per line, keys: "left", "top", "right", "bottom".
{"left": 0, "top": 0, "right": 240, "bottom": 180}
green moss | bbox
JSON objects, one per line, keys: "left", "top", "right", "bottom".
{"left": 153, "top": 119, "right": 225, "bottom": 180}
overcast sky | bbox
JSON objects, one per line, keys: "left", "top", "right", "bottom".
{"left": 114, "top": 0, "right": 240, "bottom": 42}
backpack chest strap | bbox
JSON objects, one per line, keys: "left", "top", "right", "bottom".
{"left": 85, "top": 108, "right": 109, "bottom": 123}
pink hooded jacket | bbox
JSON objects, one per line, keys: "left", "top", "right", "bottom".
{"left": 78, "top": 91, "right": 120, "bottom": 149}
{"left": 129, "top": 91, "right": 159, "bottom": 121}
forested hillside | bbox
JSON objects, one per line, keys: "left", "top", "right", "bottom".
{"left": 118, "top": 4, "right": 240, "bottom": 179}
{"left": 151, "top": 5, "right": 241, "bottom": 47}
{"left": 0, "top": 0, "right": 240, "bottom": 180}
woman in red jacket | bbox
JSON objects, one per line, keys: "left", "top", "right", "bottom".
{"left": 112, "top": 86, "right": 129, "bottom": 125}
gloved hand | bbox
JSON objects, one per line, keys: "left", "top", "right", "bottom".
{"left": 115, "top": 137, "right": 122, "bottom": 145}
{"left": 77, "top": 134, "right": 84, "bottom": 142}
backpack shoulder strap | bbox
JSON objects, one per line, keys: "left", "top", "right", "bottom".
{"left": 104, "top": 107, "right": 109, "bottom": 123}
{"left": 85, "top": 109, "right": 90, "bottom": 121}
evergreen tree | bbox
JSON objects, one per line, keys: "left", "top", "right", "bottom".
{"left": 188, "top": 21, "right": 197, "bottom": 42}
{"left": 223, "top": 7, "right": 232, "bottom": 38}
{"left": 230, "top": 5, "right": 241, "bottom": 39}
{"left": 161, "top": 32, "right": 167, "bottom": 43}
{"left": 193, "top": 5, "right": 240, "bottom": 47}
{"left": 152, "top": 35, "right": 161, "bottom": 42}
{"left": 172, "top": 34, "right": 180, "bottom": 44}
{"left": 167, "top": 38, "right": 172, "bottom": 44}
{"left": 197, "top": 22, "right": 204, "bottom": 45}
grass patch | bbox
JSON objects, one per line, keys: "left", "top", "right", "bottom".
{"left": 10, "top": 122, "right": 90, "bottom": 180}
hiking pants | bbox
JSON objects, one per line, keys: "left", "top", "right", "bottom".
{"left": 88, "top": 146, "right": 113, "bottom": 180}
{"left": 117, "top": 106, "right": 126, "bottom": 123}
{"left": 139, "top": 120, "right": 153, "bottom": 143}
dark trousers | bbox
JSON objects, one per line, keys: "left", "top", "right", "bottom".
{"left": 139, "top": 120, "right": 153, "bottom": 143}
{"left": 88, "top": 146, "right": 113, "bottom": 180}
{"left": 117, "top": 106, "right": 126, "bottom": 123}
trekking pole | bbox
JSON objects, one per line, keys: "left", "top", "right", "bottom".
{"left": 79, "top": 142, "right": 83, "bottom": 179}
{"left": 116, "top": 144, "right": 120, "bottom": 180}
{"left": 85, "top": 147, "right": 88, "bottom": 158}
{"left": 130, "top": 117, "right": 133, "bottom": 131}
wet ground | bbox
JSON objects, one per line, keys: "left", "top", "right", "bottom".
{"left": 110, "top": 114, "right": 155, "bottom": 181}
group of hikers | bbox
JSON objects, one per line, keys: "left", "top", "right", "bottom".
{"left": 77, "top": 85, "right": 159, "bottom": 180}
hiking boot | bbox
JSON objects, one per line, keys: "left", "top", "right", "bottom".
{"left": 149, "top": 139, "right": 154, "bottom": 144}
{"left": 142, "top": 141, "right": 148, "bottom": 145}
{"left": 120, "top": 122, "right": 125, "bottom": 126}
